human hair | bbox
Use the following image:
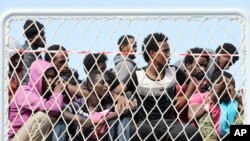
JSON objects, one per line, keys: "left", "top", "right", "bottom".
{"left": 210, "top": 71, "right": 235, "bottom": 87}
{"left": 63, "top": 68, "right": 80, "bottom": 85}
{"left": 117, "top": 35, "right": 134, "bottom": 51}
{"left": 23, "top": 20, "right": 44, "bottom": 38}
{"left": 44, "top": 45, "right": 66, "bottom": 62}
{"left": 86, "top": 69, "right": 103, "bottom": 89}
{"left": 83, "top": 53, "right": 108, "bottom": 73}
{"left": 210, "top": 71, "right": 235, "bottom": 102}
{"left": 86, "top": 69, "right": 112, "bottom": 109}
{"left": 43, "top": 67, "right": 58, "bottom": 99}
{"left": 142, "top": 33, "right": 168, "bottom": 62}
{"left": 215, "top": 43, "right": 239, "bottom": 64}
{"left": 184, "top": 47, "right": 210, "bottom": 65}
{"left": 104, "top": 69, "right": 120, "bottom": 91}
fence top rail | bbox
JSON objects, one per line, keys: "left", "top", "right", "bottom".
{"left": 0, "top": 8, "right": 248, "bottom": 17}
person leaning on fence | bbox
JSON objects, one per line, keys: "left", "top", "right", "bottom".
{"left": 207, "top": 43, "right": 243, "bottom": 113}
{"left": 44, "top": 45, "right": 92, "bottom": 141}
{"left": 174, "top": 43, "right": 239, "bottom": 79}
{"left": 51, "top": 67, "right": 91, "bottom": 141}
{"left": 109, "top": 34, "right": 138, "bottom": 141}
{"left": 188, "top": 78, "right": 219, "bottom": 141}
{"left": 175, "top": 43, "right": 242, "bottom": 107}
{"left": 8, "top": 37, "right": 24, "bottom": 101}
{"left": 22, "top": 20, "right": 46, "bottom": 84}
{"left": 112, "top": 33, "right": 202, "bottom": 141}
{"left": 44, "top": 44, "right": 90, "bottom": 98}
{"left": 80, "top": 69, "right": 129, "bottom": 140}
{"left": 211, "top": 71, "right": 243, "bottom": 140}
{"left": 176, "top": 47, "right": 210, "bottom": 123}
{"left": 83, "top": 52, "right": 131, "bottom": 141}
{"left": 188, "top": 71, "right": 243, "bottom": 141}
{"left": 8, "top": 59, "right": 65, "bottom": 141}
{"left": 114, "top": 34, "right": 137, "bottom": 90}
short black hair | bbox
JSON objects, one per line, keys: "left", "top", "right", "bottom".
{"left": 105, "top": 69, "right": 120, "bottom": 91}
{"left": 23, "top": 20, "right": 44, "bottom": 38}
{"left": 117, "top": 35, "right": 134, "bottom": 51}
{"left": 83, "top": 53, "right": 108, "bottom": 73}
{"left": 142, "top": 33, "right": 168, "bottom": 62}
{"left": 210, "top": 71, "right": 234, "bottom": 87}
{"left": 86, "top": 69, "right": 103, "bottom": 89}
{"left": 210, "top": 71, "right": 235, "bottom": 102}
{"left": 44, "top": 45, "right": 66, "bottom": 62}
{"left": 215, "top": 43, "right": 239, "bottom": 64}
{"left": 62, "top": 67, "right": 80, "bottom": 85}
{"left": 184, "top": 47, "right": 210, "bottom": 65}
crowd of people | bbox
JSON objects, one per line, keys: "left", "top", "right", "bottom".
{"left": 7, "top": 19, "right": 244, "bottom": 141}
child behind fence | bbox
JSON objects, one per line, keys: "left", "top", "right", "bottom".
{"left": 79, "top": 69, "right": 126, "bottom": 140}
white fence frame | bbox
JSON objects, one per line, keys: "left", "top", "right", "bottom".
{"left": 1, "top": 8, "right": 250, "bottom": 141}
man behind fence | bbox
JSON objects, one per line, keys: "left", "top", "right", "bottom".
{"left": 22, "top": 20, "right": 46, "bottom": 84}
{"left": 113, "top": 33, "right": 202, "bottom": 141}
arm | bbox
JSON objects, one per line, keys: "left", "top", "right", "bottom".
{"left": 209, "top": 79, "right": 226, "bottom": 104}
{"left": 112, "top": 65, "right": 137, "bottom": 111}
{"left": 111, "top": 83, "right": 129, "bottom": 110}
{"left": 188, "top": 103, "right": 207, "bottom": 121}
{"left": 229, "top": 86, "right": 243, "bottom": 107}
{"left": 185, "top": 79, "right": 197, "bottom": 99}
{"left": 104, "top": 112, "right": 119, "bottom": 121}
{"left": 174, "top": 74, "right": 196, "bottom": 110}
{"left": 66, "top": 83, "right": 90, "bottom": 98}
{"left": 16, "top": 84, "right": 65, "bottom": 116}
{"left": 188, "top": 93, "right": 211, "bottom": 121}
{"left": 63, "top": 111, "right": 93, "bottom": 131}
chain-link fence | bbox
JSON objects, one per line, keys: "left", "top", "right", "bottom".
{"left": 1, "top": 9, "right": 250, "bottom": 141}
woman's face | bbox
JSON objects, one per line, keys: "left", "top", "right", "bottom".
{"left": 43, "top": 68, "right": 58, "bottom": 92}
{"left": 92, "top": 74, "right": 109, "bottom": 98}
{"left": 217, "top": 76, "right": 235, "bottom": 100}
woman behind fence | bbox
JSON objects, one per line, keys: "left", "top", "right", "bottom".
{"left": 211, "top": 71, "right": 243, "bottom": 140}
{"left": 79, "top": 69, "right": 132, "bottom": 140}
{"left": 8, "top": 37, "right": 24, "bottom": 101}
{"left": 8, "top": 59, "right": 65, "bottom": 141}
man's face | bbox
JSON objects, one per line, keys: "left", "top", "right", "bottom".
{"left": 29, "top": 30, "right": 46, "bottom": 48}
{"left": 43, "top": 68, "right": 58, "bottom": 92}
{"left": 53, "top": 51, "right": 69, "bottom": 76}
{"left": 217, "top": 54, "right": 232, "bottom": 70}
{"left": 123, "top": 38, "right": 137, "bottom": 59}
{"left": 152, "top": 41, "right": 170, "bottom": 69}
{"left": 189, "top": 56, "right": 208, "bottom": 80}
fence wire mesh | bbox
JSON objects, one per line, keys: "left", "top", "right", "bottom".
{"left": 3, "top": 12, "right": 247, "bottom": 141}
